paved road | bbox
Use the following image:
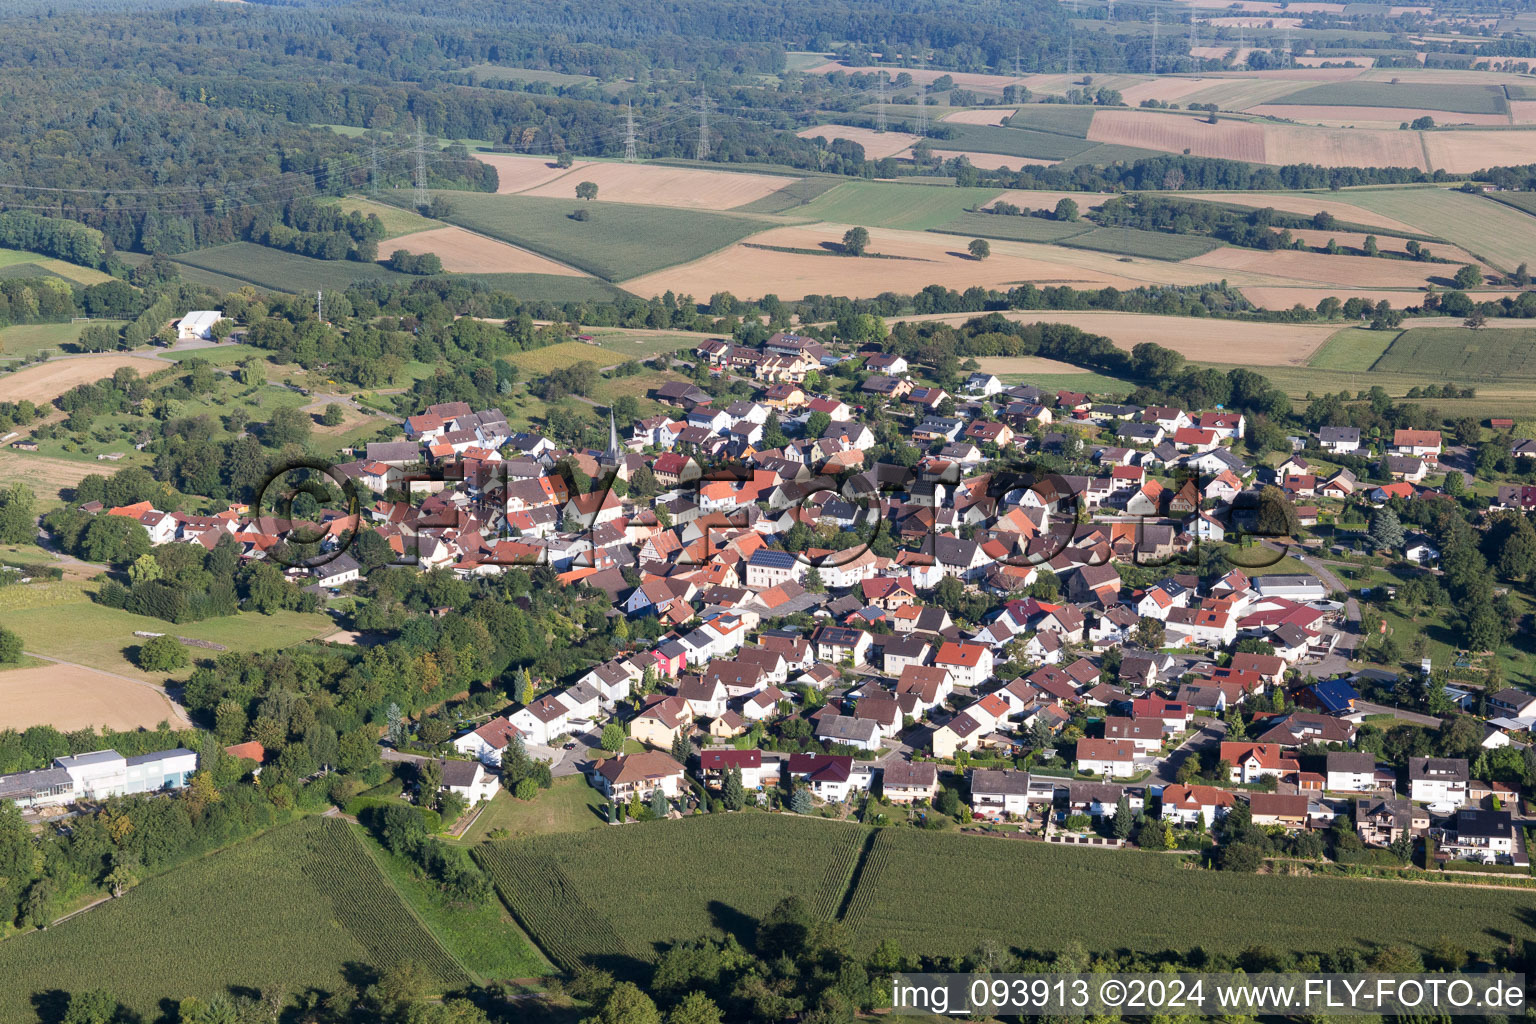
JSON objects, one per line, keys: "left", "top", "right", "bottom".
{"left": 21, "top": 650, "right": 193, "bottom": 727}
{"left": 1152, "top": 718, "right": 1227, "bottom": 786}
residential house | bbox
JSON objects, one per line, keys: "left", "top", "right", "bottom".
{"left": 1355, "top": 797, "right": 1429, "bottom": 846}
{"left": 631, "top": 695, "right": 692, "bottom": 748}
{"left": 933, "top": 641, "right": 994, "bottom": 689}
{"left": 589, "top": 751, "right": 686, "bottom": 802}
{"left": 1075, "top": 738, "right": 1137, "bottom": 778}
{"left": 881, "top": 760, "right": 939, "bottom": 805}
{"left": 1325, "top": 751, "right": 1379, "bottom": 792}
{"left": 1159, "top": 784, "right": 1238, "bottom": 827}
{"left": 969, "top": 768, "right": 1051, "bottom": 819}
{"left": 1247, "top": 792, "right": 1307, "bottom": 829}
{"left": 1439, "top": 808, "right": 1516, "bottom": 862}
{"left": 438, "top": 760, "right": 499, "bottom": 805}
{"left": 1408, "top": 756, "right": 1469, "bottom": 806}
{"left": 1220, "top": 742, "right": 1299, "bottom": 783}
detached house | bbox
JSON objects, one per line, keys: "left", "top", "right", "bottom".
{"left": 1075, "top": 738, "right": 1137, "bottom": 778}
{"left": 1220, "top": 742, "right": 1298, "bottom": 784}
{"left": 933, "top": 641, "right": 994, "bottom": 689}
{"left": 1408, "top": 756, "right": 1468, "bottom": 806}
{"left": 589, "top": 751, "right": 685, "bottom": 802}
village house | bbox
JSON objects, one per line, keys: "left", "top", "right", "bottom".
{"left": 880, "top": 760, "right": 939, "bottom": 805}
{"left": 589, "top": 751, "right": 686, "bottom": 802}
{"left": 1408, "top": 756, "right": 1469, "bottom": 806}
{"left": 1075, "top": 738, "right": 1137, "bottom": 778}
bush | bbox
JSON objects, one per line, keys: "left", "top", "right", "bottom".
{"left": 514, "top": 777, "right": 538, "bottom": 801}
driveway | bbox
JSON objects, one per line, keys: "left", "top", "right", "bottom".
{"left": 1152, "top": 718, "right": 1226, "bottom": 786}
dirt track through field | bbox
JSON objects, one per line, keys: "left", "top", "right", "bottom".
{"left": 0, "top": 660, "right": 185, "bottom": 730}
{"left": 0, "top": 354, "right": 164, "bottom": 404}
{"left": 379, "top": 226, "right": 582, "bottom": 275}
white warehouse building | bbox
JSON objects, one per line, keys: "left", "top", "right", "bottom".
{"left": 176, "top": 310, "right": 224, "bottom": 341}
{"left": 0, "top": 748, "right": 197, "bottom": 810}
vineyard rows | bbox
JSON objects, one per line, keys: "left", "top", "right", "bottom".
{"left": 300, "top": 819, "right": 470, "bottom": 988}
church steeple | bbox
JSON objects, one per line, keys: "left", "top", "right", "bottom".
{"left": 604, "top": 407, "right": 621, "bottom": 465}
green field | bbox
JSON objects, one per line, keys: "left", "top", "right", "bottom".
{"left": 930, "top": 212, "right": 1092, "bottom": 243}
{"left": 1485, "top": 191, "right": 1536, "bottom": 218}
{"left": 410, "top": 191, "right": 772, "bottom": 282}
{"left": 1333, "top": 188, "right": 1536, "bottom": 272}
{"left": 1002, "top": 105, "right": 1095, "bottom": 136}
{"left": 1371, "top": 325, "right": 1536, "bottom": 379}
{"left": 732, "top": 175, "right": 847, "bottom": 214}
{"left": 475, "top": 815, "right": 866, "bottom": 972}
{"left": 0, "top": 320, "right": 129, "bottom": 360}
{"left": 1056, "top": 142, "right": 1170, "bottom": 169}
{"left": 173, "top": 242, "right": 415, "bottom": 293}
{"left": 453, "top": 777, "right": 609, "bottom": 844}
{"left": 1278, "top": 81, "right": 1509, "bottom": 115}
{"left": 1059, "top": 226, "right": 1224, "bottom": 260}
{"left": 796, "top": 181, "right": 1006, "bottom": 231}
{"left": 934, "top": 122, "right": 1098, "bottom": 160}
{"left": 1307, "top": 326, "right": 1399, "bottom": 371}
{"left": 0, "top": 818, "right": 467, "bottom": 1020}
{"left": 330, "top": 194, "right": 442, "bottom": 237}
{"left": 0, "top": 582, "right": 334, "bottom": 680}
{"left": 474, "top": 814, "right": 1536, "bottom": 970}
{"left": 0, "top": 247, "right": 115, "bottom": 285}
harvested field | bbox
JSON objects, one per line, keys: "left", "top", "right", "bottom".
{"left": 1292, "top": 56, "right": 1371, "bottom": 68}
{"left": 0, "top": 451, "right": 117, "bottom": 501}
{"left": 973, "top": 356, "right": 1093, "bottom": 375}
{"left": 888, "top": 310, "right": 1337, "bottom": 365}
{"left": 1179, "top": 78, "right": 1335, "bottom": 111}
{"left": 476, "top": 152, "right": 588, "bottom": 194}
{"left": 1088, "top": 110, "right": 1430, "bottom": 168}
{"left": 1512, "top": 102, "right": 1536, "bottom": 125}
{"left": 1240, "top": 286, "right": 1441, "bottom": 309}
{"left": 0, "top": 662, "right": 179, "bottom": 731}
{"left": 1179, "top": 191, "right": 1422, "bottom": 233}
{"left": 378, "top": 226, "right": 581, "bottom": 275}
{"left": 620, "top": 223, "right": 1235, "bottom": 300}
{"left": 517, "top": 161, "right": 798, "bottom": 211}
{"left": 918, "top": 149, "right": 1057, "bottom": 169}
{"left": 796, "top": 124, "right": 923, "bottom": 159}
{"left": 0, "top": 354, "right": 164, "bottom": 404}
{"left": 942, "top": 107, "right": 1019, "bottom": 125}
{"left": 1251, "top": 104, "right": 1510, "bottom": 126}
{"left": 1208, "top": 16, "right": 1303, "bottom": 26}
{"left": 1282, "top": 228, "right": 1485, "bottom": 265}
{"left": 1186, "top": 246, "right": 1443, "bottom": 288}
{"left": 1423, "top": 130, "right": 1536, "bottom": 173}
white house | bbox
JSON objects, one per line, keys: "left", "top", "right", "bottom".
{"left": 508, "top": 695, "right": 573, "bottom": 746}
{"left": 933, "top": 641, "right": 993, "bottom": 689}
{"left": 1159, "top": 784, "right": 1237, "bottom": 827}
{"left": 439, "top": 759, "right": 499, "bottom": 804}
{"left": 968, "top": 768, "right": 1053, "bottom": 819}
{"left": 176, "top": 310, "right": 224, "bottom": 341}
{"left": 589, "top": 751, "right": 685, "bottom": 802}
{"left": 1075, "top": 738, "right": 1137, "bottom": 778}
{"left": 1408, "top": 757, "right": 1468, "bottom": 806}
{"left": 452, "top": 717, "right": 521, "bottom": 765}
{"left": 1325, "top": 751, "right": 1378, "bottom": 792}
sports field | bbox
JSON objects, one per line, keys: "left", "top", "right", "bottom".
{"left": 0, "top": 818, "right": 468, "bottom": 1021}
{"left": 418, "top": 192, "right": 773, "bottom": 282}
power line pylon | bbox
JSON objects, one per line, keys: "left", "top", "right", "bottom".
{"left": 413, "top": 123, "right": 427, "bottom": 211}
{"left": 875, "top": 72, "right": 887, "bottom": 133}
{"left": 624, "top": 101, "right": 638, "bottom": 162}
{"left": 695, "top": 91, "right": 710, "bottom": 161}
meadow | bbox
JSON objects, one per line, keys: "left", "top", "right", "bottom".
{"left": 472, "top": 814, "right": 1536, "bottom": 972}
{"left": 0, "top": 818, "right": 467, "bottom": 1021}
{"left": 795, "top": 181, "right": 1006, "bottom": 232}
{"left": 0, "top": 246, "right": 115, "bottom": 285}
{"left": 1371, "top": 325, "right": 1536, "bottom": 379}
{"left": 413, "top": 192, "right": 773, "bottom": 282}
{"left": 933, "top": 122, "right": 1098, "bottom": 160}
{"left": 1330, "top": 188, "right": 1536, "bottom": 273}
{"left": 1305, "top": 326, "right": 1399, "bottom": 372}
{"left": 0, "top": 319, "right": 129, "bottom": 360}
{"left": 1002, "top": 105, "right": 1096, "bottom": 136}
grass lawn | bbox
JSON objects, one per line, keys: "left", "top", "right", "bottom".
{"left": 992, "top": 369, "right": 1134, "bottom": 395}
{"left": 160, "top": 342, "right": 266, "bottom": 365}
{"left": 353, "top": 824, "right": 551, "bottom": 981}
{"left": 402, "top": 191, "right": 773, "bottom": 282}
{"left": 796, "top": 181, "right": 1006, "bottom": 232}
{"left": 0, "top": 583, "right": 334, "bottom": 680}
{"left": 0, "top": 320, "right": 130, "bottom": 360}
{"left": 504, "top": 341, "right": 626, "bottom": 375}
{"left": 455, "top": 777, "right": 607, "bottom": 844}
{"left": 1307, "top": 326, "right": 1400, "bottom": 371}
{"left": 582, "top": 330, "right": 698, "bottom": 361}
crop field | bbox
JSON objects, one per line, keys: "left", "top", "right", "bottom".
{"left": 930, "top": 212, "right": 1092, "bottom": 243}
{"left": 1271, "top": 81, "right": 1510, "bottom": 114}
{"left": 943, "top": 107, "right": 1019, "bottom": 126}
{"left": 473, "top": 152, "right": 590, "bottom": 195}
{"left": 987, "top": 189, "right": 1118, "bottom": 214}
{"left": 1179, "top": 190, "right": 1423, "bottom": 234}
{"left": 795, "top": 124, "right": 923, "bottom": 160}
{"left": 173, "top": 242, "right": 414, "bottom": 293}
{"left": 0, "top": 247, "right": 115, "bottom": 285}
{"left": 795, "top": 181, "right": 1006, "bottom": 231}
{"left": 1423, "top": 130, "right": 1536, "bottom": 173}
{"left": 515, "top": 160, "right": 801, "bottom": 211}
{"left": 1086, "top": 109, "right": 1430, "bottom": 168}
{"left": 476, "top": 815, "right": 866, "bottom": 972}
{"left": 932, "top": 123, "right": 1097, "bottom": 160}
{"left": 923, "top": 149, "right": 1058, "bottom": 170}
{"left": 0, "top": 818, "right": 466, "bottom": 1020}
{"left": 1251, "top": 104, "right": 1510, "bottom": 127}
{"left": 1371, "top": 325, "right": 1536, "bottom": 379}
{"left": 1306, "top": 326, "right": 1400, "bottom": 371}
{"left": 1185, "top": 246, "right": 1443, "bottom": 288}
{"left": 1486, "top": 192, "right": 1536, "bottom": 217}
{"left": 0, "top": 661, "right": 180, "bottom": 731}
{"left": 380, "top": 225, "right": 582, "bottom": 276}
{"left": 1001, "top": 105, "right": 1095, "bottom": 135}
{"left": 846, "top": 828, "right": 1536, "bottom": 957}
{"left": 0, "top": 450, "right": 121, "bottom": 504}
{"left": 731, "top": 175, "right": 847, "bottom": 214}
{"left": 1328, "top": 188, "right": 1536, "bottom": 271}
{"left": 1118, "top": 76, "right": 1233, "bottom": 106}
{"left": 415, "top": 191, "right": 772, "bottom": 283}
{"left": 466, "top": 64, "right": 596, "bottom": 88}
{"left": 620, "top": 222, "right": 1240, "bottom": 301}
{"left": 1060, "top": 226, "right": 1224, "bottom": 259}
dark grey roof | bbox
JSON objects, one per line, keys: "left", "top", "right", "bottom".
{"left": 969, "top": 768, "right": 1033, "bottom": 796}
{"left": 124, "top": 747, "right": 196, "bottom": 766}
{"left": 1456, "top": 808, "right": 1512, "bottom": 839}
{"left": 0, "top": 767, "right": 72, "bottom": 799}
{"left": 748, "top": 549, "right": 798, "bottom": 569}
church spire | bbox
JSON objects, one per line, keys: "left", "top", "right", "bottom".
{"left": 605, "top": 407, "right": 621, "bottom": 464}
